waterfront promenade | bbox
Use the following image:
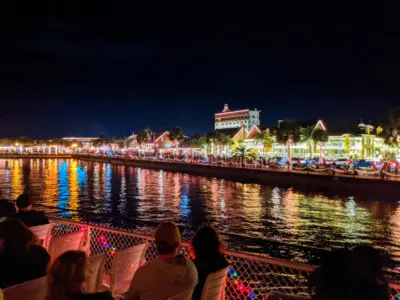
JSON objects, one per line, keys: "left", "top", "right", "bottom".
{"left": 1, "top": 153, "right": 399, "bottom": 197}
{"left": 0, "top": 153, "right": 72, "bottom": 159}
{"left": 72, "top": 154, "right": 400, "bottom": 199}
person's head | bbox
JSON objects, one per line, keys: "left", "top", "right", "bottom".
{"left": 0, "top": 200, "right": 17, "bottom": 218}
{"left": 16, "top": 193, "right": 33, "bottom": 211}
{"left": 0, "top": 218, "right": 36, "bottom": 257}
{"left": 47, "top": 251, "right": 87, "bottom": 300}
{"left": 154, "top": 222, "right": 181, "bottom": 256}
{"left": 308, "top": 248, "right": 352, "bottom": 299}
{"left": 351, "top": 245, "right": 384, "bottom": 282}
{"left": 192, "top": 225, "right": 222, "bottom": 260}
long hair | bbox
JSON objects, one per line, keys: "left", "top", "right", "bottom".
{"left": 0, "top": 218, "right": 36, "bottom": 259}
{"left": 47, "top": 250, "right": 87, "bottom": 300}
{"left": 192, "top": 226, "right": 222, "bottom": 261}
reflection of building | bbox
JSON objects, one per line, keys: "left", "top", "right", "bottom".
{"left": 215, "top": 104, "right": 260, "bottom": 131}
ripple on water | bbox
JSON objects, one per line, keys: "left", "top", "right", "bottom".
{"left": 1, "top": 158, "right": 400, "bottom": 270}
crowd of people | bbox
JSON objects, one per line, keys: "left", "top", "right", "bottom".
{"left": 0, "top": 193, "right": 394, "bottom": 299}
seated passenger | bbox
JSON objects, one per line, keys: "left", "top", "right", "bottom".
{"left": 14, "top": 193, "right": 49, "bottom": 227}
{"left": 350, "top": 245, "right": 389, "bottom": 300}
{"left": 308, "top": 248, "right": 353, "bottom": 300}
{"left": 0, "top": 200, "right": 16, "bottom": 218}
{"left": 191, "top": 226, "right": 229, "bottom": 300}
{"left": 125, "top": 222, "right": 198, "bottom": 300}
{"left": 0, "top": 218, "right": 50, "bottom": 288}
{"left": 47, "top": 250, "right": 113, "bottom": 300}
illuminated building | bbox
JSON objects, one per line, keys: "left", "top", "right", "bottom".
{"left": 214, "top": 104, "right": 260, "bottom": 131}
{"left": 62, "top": 137, "right": 99, "bottom": 143}
{"left": 127, "top": 131, "right": 201, "bottom": 157}
{"left": 240, "top": 120, "right": 392, "bottom": 160}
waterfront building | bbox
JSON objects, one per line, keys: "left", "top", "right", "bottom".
{"left": 127, "top": 131, "right": 201, "bottom": 157}
{"left": 238, "top": 120, "right": 392, "bottom": 160}
{"left": 214, "top": 104, "right": 260, "bottom": 131}
{"left": 138, "top": 131, "right": 179, "bottom": 153}
{"left": 62, "top": 137, "right": 99, "bottom": 144}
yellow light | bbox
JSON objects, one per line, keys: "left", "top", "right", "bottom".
{"left": 71, "top": 143, "right": 77, "bottom": 148}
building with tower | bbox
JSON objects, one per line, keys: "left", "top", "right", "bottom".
{"left": 214, "top": 104, "right": 260, "bottom": 131}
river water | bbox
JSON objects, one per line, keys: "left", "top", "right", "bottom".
{"left": 1, "top": 158, "right": 400, "bottom": 268}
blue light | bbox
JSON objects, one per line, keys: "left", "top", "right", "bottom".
{"left": 179, "top": 194, "right": 190, "bottom": 218}
{"left": 77, "top": 166, "right": 87, "bottom": 190}
{"left": 57, "top": 161, "right": 71, "bottom": 218}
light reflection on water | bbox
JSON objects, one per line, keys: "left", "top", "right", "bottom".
{"left": 1, "top": 158, "right": 400, "bottom": 267}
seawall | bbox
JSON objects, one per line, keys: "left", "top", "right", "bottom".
{"left": 0, "top": 154, "right": 73, "bottom": 159}
{"left": 73, "top": 154, "right": 400, "bottom": 200}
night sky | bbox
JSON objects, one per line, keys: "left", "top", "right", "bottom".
{"left": 0, "top": 4, "right": 398, "bottom": 137}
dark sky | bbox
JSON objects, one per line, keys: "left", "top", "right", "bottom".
{"left": 0, "top": 4, "right": 398, "bottom": 137}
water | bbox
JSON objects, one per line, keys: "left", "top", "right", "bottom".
{"left": 1, "top": 158, "right": 400, "bottom": 268}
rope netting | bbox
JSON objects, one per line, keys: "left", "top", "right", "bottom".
{"left": 49, "top": 219, "right": 400, "bottom": 299}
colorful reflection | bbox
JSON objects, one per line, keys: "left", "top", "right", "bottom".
{"left": 0, "top": 158, "right": 400, "bottom": 266}
{"left": 11, "top": 160, "right": 23, "bottom": 199}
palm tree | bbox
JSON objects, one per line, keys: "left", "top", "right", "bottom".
{"left": 383, "top": 127, "right": 399, "bottom": 148}
{"left": 255, "top": 131, "right": 274, "bottom": 157}
{"left": 169, "top": 127, "right": 184, "bottom": 142}
{"left": 312, "top": 129, "right": 329, "bottom": 164}
{"left": 111, "top": 137, "right": 126, "bottom": 149}
{"left": 16, "top": 136, "right": 34, "bottom": 146}
{"left": 232, "top": 144, "right": 257, "bottom": 161}
{"left": 225, "top": 136, "right": 235, "bottom": 156}
{"left": 92, "top": 137, "right": 109, "bottom": 147}
{"left": 143, "top": 126, "right": 153, "bottom": 141}
{"left": 382, "top": 150, "right": 396, "bottom": 163}
{"left": 380, "top": 109, "right": 400, "bottom": 155}
{"left": 275, "top": 121, "right": 301, "bottom": 166}
{"left": 300, "top": 126, "right": 314, "bottom": 159}
{"left": 136, "top": 131, "right": 148, "bottom": 146}
{"left": 206, "top": 131, "right": 229, "bottom": 155}
{"left": 215, "top": 132, "right": 230, "bottom": 155}
{"left": 187, "top": 134, "right": 208, "bottom": 156}
{"left": 0, "top": 138, "right": 12, "bottom": 146}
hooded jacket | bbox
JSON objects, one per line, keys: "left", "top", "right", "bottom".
{"left": 124, "top": 255, "right": 198, "bottom": 300}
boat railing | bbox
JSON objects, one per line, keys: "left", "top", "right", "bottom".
{"left": 48, "top": 218, "right": 400, "bottom": 299}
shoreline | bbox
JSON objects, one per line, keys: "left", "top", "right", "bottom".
{"left": 1, "top": 154, "right": 399, "bottom": 198}
{"left": 0, "top": 154, "right": 73, "bottom": 159}
{"left": 73, "top": 154, "right": 400, "bottom": 199}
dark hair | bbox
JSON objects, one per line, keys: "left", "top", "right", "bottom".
{"left": 47, "top": 250, "right": 87, "bottom": 300}
{"left": 192, "top": 226, "right": 221, "bottom": 260}
{"left": 0, "top": 200, "right": 17, "bottom": 218}
{"left": 0, "top": 218, "right": 36, "bottom": 258}
{"left": 351, "top": 245, "right": 386, "bottom": 282}
{"left": 308, "top": 248, "right": 352, "bottom": 299}
{"left": 16, "top": 193, "right": 32, "bottom": 209}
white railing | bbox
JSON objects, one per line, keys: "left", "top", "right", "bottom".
{"left": 48, "top": 218, "right": 400, "bottom": 299}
